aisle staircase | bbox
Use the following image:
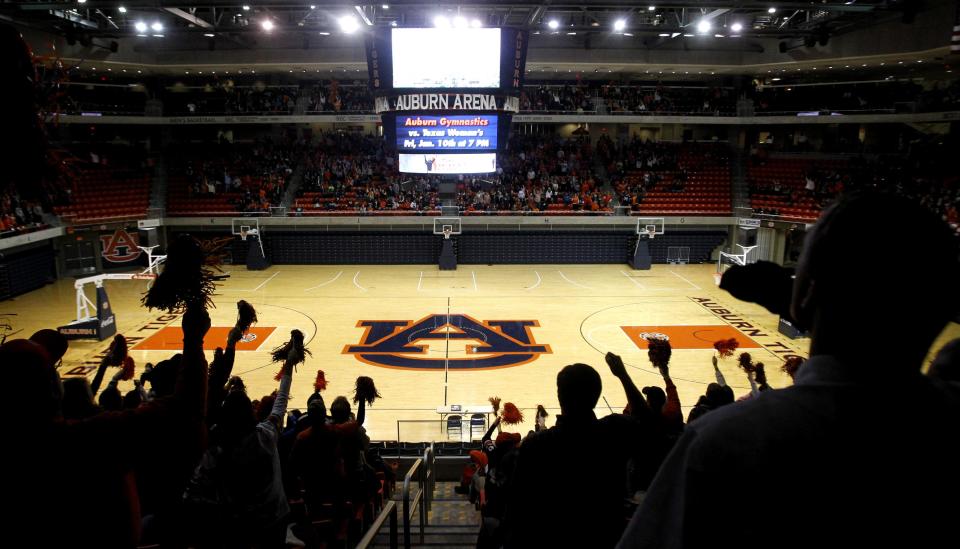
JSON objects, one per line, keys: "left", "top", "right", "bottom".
{"left": 362, "top": 444, "right": 480, "bottom": 548}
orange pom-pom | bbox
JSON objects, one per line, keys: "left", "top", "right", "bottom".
{"left": 713, "top": 338, "right": 740, "bottom": 358}
{"left": 314, "top": 370, "right": 328, "bottom": 392}
{"left": 737, "top": 352, "right": 755, "bottom": 374}
{"left": 106, "top": 334, "right": 128, "bottom": 366}
{"left": 501, "top": 402, "right": 524, "bottom": 425}
{"left": 120, "top": 356, "right": 135, "bottom": 381}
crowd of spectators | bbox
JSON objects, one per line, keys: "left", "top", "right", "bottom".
{"left": 460, "top": 134, "right": 612, "bottom": 213}
{"left": 6, "top": 191, "right": 958, "bottom": 548}
{"left": 0, "top": 186, "right": 48, "bottom": 237}
{"left": 601, "top": 83, "right": 735, "bottom": 115}
{"left": 520, "top": 84, "right": 594, "bottom": 112}
{"left": 753, "top": 79, "right": 960, "bottom": 115}
{"left": 166, "top": 85, "right": 299, "bottom": 116}
{"left": 41, "top": 64, "right": 960, "bottom": 117}
{"left": 178, "top": 137, "right": 303, "bottom": 212}
{"left": 293, "top": 133, "right": 614, "bottom": 215}
{"left": 747, "top": 146, "right": 960, "bottom": 232}
{"left": 303, "top": 83, "right": 374, "bottom": 113}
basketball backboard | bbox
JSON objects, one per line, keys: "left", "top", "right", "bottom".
{"left": 433, "top": 217, "right": 462, "bottom": 236}
{"left": 635, "top": 217, "right": 665, "bottom": 236}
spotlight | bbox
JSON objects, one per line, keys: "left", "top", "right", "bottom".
{"left": 730, "top": 22, "right": 743, "bottom": 33}
{"left": 242, "top": 5, "right": 250, "bottom": 11}
{"left": 118, "top": 6, "right": 127, "bottom": 13}
{"left": 204, "top": 33, "right": 215, "bottom": 38}
{"left": 614, "top": 19, "right": 626, "bottom": 32}
{"left": 547, "top": 20, "right": 559, "bottom": 30}
{"left": 697, "top": 20, "right": 711, "bottom": 33}
{"left": 434, "top": 15, "right": 450, "bottom": 28}
{"left": 768, "top": 7, "right": 777, "bottom": 14}
{"left": 648, "top": 6, "right": 656, "bottom": 11}
{"left": 134, "top": 21, "right": 147, "bottom": 33}
{"left": 151, "top": 22, "right": 163, "bottom": 32}
{"left": 453, "top": 16, "right": 467, "bottom": 28}
{"left": 261, "top": 19, "right": 274, "bottom": 31}
{"left": 338, "top": 15, "right": 359, "bottom": 33}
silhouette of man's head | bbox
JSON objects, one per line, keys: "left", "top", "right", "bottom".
{"left": 792, "top": 192, "right": 960, "bottom": 365}
{"left": 642, "top": 386, "right": 667, "bottom": 413}
{"left": 1, "top": 339, "right": 61, "bottom": 422}
{"left": 218, "top": 390, "right": 257, "bottom": 442}
{"left": 330, "top": 396, "right": 352, "bottom": 424}
{"left": 307, "top": 392, "right": 327, "bottom": 423}
{"left": 556, "top": 363, "right": 602, "bottom": 414}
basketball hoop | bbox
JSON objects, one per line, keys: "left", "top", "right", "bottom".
{"left": 240, "top": 230, "right": 248, "bottom": 242}
{"left": 442, "top": 227, "right": 453, "bottom": 240}
{"left": 646, "top": 228, "right": 657, "bottom": 240}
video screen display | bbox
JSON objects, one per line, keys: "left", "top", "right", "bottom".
{"left": 392, "top": 28, "right": 501, "bottom": 89}
{"left": 398, "top": 153, "right": 497, "bottom": 174}
{"left": 395, "top": 115, "right": 498, "bottom": 152}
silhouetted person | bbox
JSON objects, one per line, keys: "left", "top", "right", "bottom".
{"left": 505, "top": 364, "right": 655, "bottom": 548}
{"left": 619, "top": 192, "right": 960, "bottom": 549}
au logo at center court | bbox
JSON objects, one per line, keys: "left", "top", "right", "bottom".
{"left": 343, "top": 314, "right": 551, "bottom": 370}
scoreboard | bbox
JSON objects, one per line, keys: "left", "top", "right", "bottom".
{"left": 366, "top": 26, "right": 529, "bottom": 175}
{"left": 395, "top": 115, "right": 498, "bottom": 152}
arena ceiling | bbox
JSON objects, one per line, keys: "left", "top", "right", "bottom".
{"left": 3, "top": 1, "right": 956, "bottom": 78}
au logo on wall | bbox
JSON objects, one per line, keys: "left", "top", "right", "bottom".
{"left": 343, "top": 314, "right": 551, "bottom": 370}
{"left": 100, "top": 228, "right": 141, "bottom": 263}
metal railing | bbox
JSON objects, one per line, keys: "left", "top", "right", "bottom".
{"left": 355, "top": 500, "right": 399, "bottom": 549}
{"left": 402, "top": 444, "right": 435, "bottom": 549}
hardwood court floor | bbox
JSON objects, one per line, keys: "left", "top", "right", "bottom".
{"left": 5, "top": 264, "right": 959, "bottom": 442}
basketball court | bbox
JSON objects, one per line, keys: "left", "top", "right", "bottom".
{"left": 9, "top": 262, "right": 958, "bottom": 442}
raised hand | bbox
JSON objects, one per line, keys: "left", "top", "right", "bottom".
{"left": 606, "top": 351, "right": 628, "bottom": 379}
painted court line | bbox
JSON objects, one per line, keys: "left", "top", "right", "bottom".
{"left": 304, "top": 270, "right": 343, "bottom": 291}
{"left": 669, "top": 269, "right": 701, "bottom": 290}
{"left": 418, "top": 271, "right": 424, "bottom": 292}
{"left": 526, "top": 270, "right": 542, "bottom": 290}
{"left": 353, "top": 271, "right": 368, "bottom": 291}
{"left": 472, "top": 271, "right": 478, "bottom": 291}
{"left": 620, "top": 270, "right": 646, "bottom": 289}
{"left": 558, "top": 271, "right": 592, "bottom": 290}
{"left": 240, "top": 272, "right": 279, "bottom": 292}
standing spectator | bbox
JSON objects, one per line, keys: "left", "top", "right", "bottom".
{"left": 618, "top": 192, "right": 960, "bottom": 549}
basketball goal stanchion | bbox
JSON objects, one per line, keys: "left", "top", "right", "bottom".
{"left": 629, "top": 217, "right": 665, "bottom": 271}
{"left": 57, "top": 246, "right": 166, "bottom": 341}
{"left": 433, "top": 217, "right": 461, "bottom": 271}
{"left": 233, "top": 218, "right": 270, "bottom": 271}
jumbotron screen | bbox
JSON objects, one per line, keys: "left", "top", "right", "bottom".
{"left": 395, "top": 115, "right": 498, "bottom": 152}
{"left": 398, "top": 153, "right": 497, "bottom": 174}
{"left": 392, "top": 28, "right": 501, "bottom": 89}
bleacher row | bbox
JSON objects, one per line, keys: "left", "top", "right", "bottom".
{"left": 53, "top": 168, "right": 150, "bottom": 223}
{"left": 747, "top": 158, "right": 851, "bottom": 220}
{"left": 166, "top": 176, "right": 243, "bottom": 216}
